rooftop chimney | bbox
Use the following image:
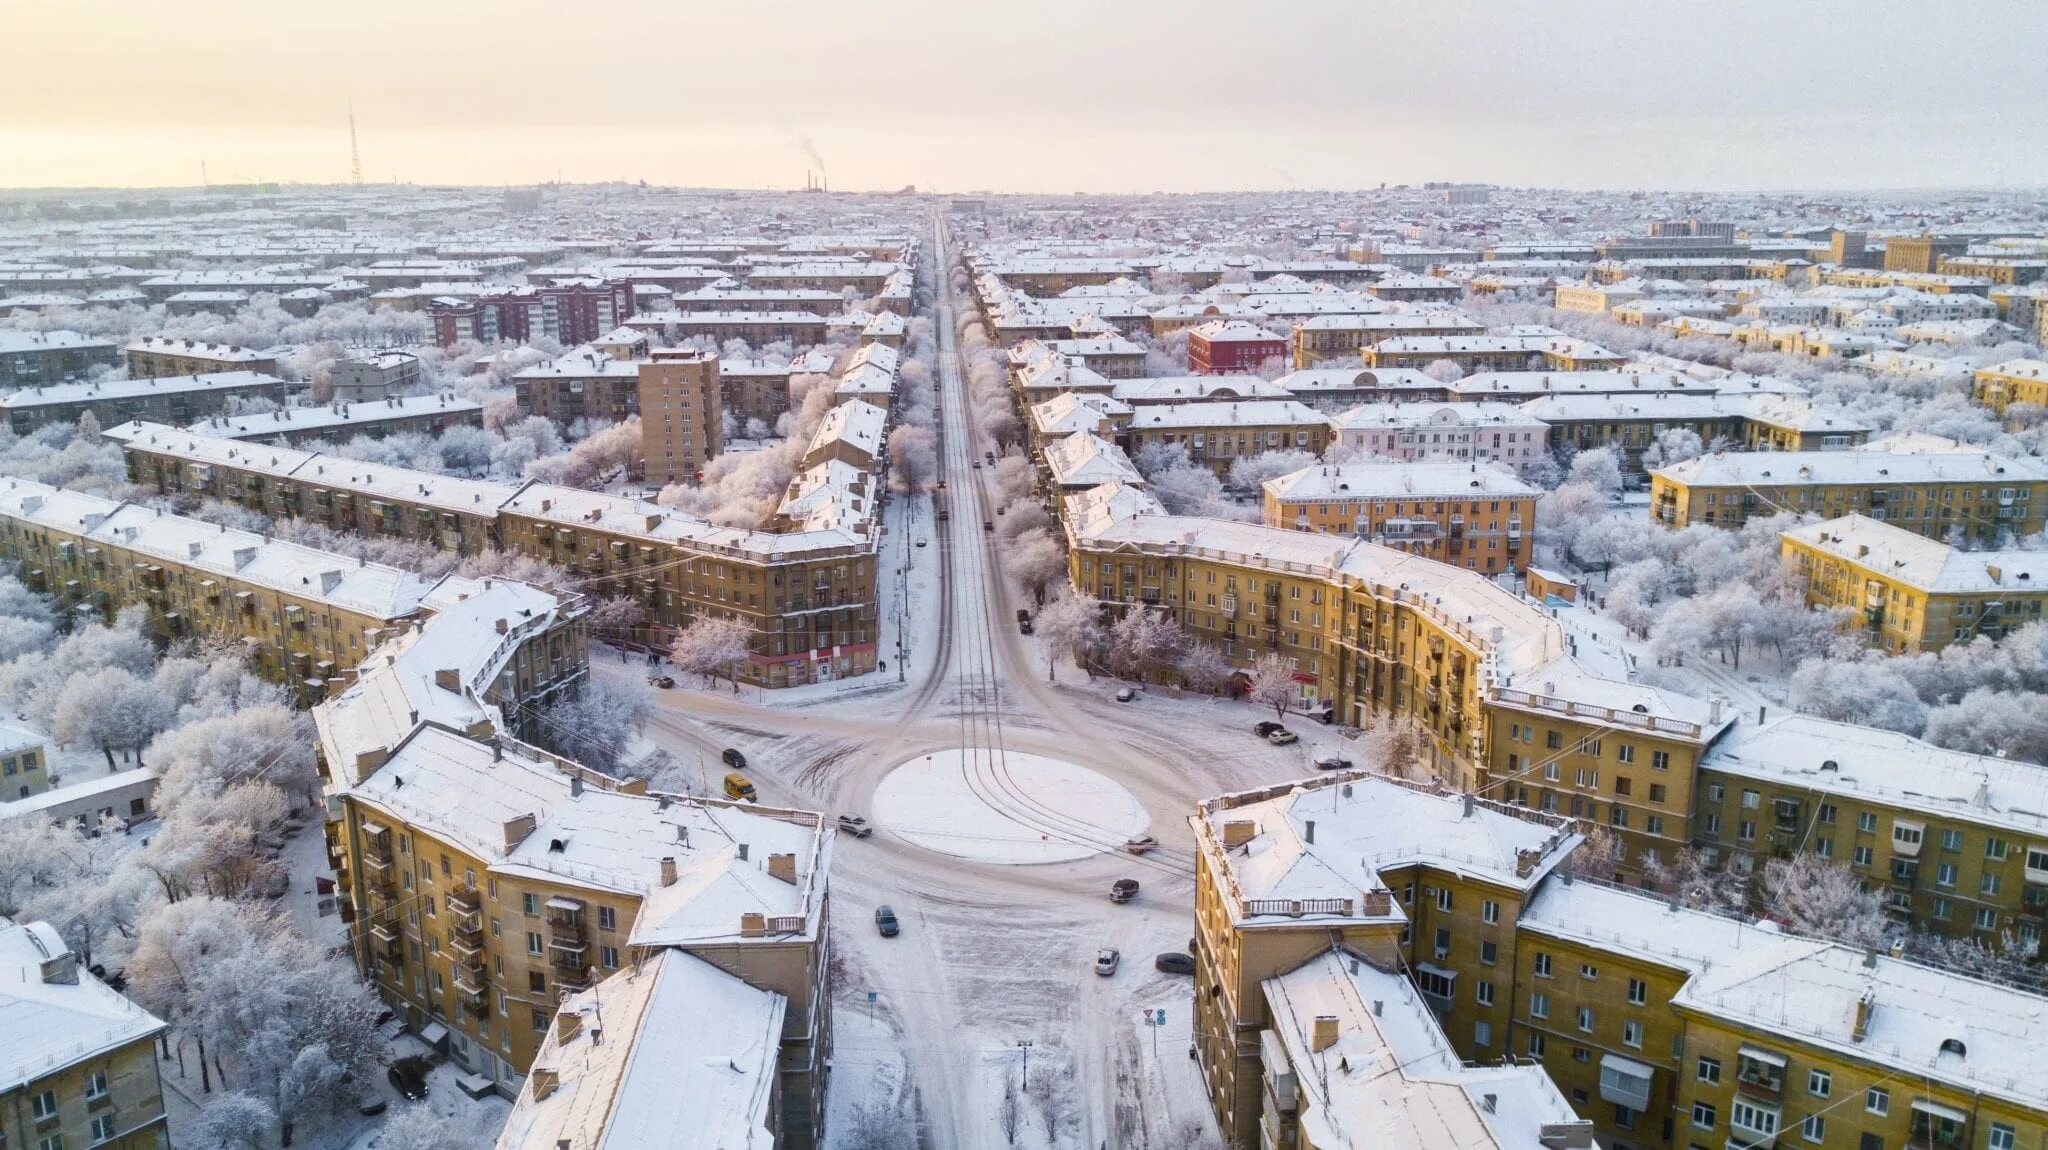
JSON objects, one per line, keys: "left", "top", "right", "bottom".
{"left": 555, "top": 1010, "right": 583, "bottom": 1044}
{"left": 1303, "top": 819, "right": 1316, "bottom": 845}
{"left": 1851, "top": 989, "right": 1876, "bottom": 1042}
{"left": 503, "top": 813, "right": 538, "bottom": 850}
{"left": 1222, "top": 819, "right": 1258, "bottom": 848}
{"left": 659, "top": 856, "right": 677, "bottom": 887}
{"left": 1310, "top": 1015, "right": 1340, "bottom": 1053}
{"left": 767, "top": 853, "right": 798, "bottom": 884}
{"left": 530, "top": 1067, "right": 560, "bottom": 1101}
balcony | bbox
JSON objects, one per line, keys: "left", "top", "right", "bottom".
{"left": 1735, "top": 1048, "right": 1785, "bottom": 1099}
{"left": 369, "top": 924, "right": 403, "bottom": 959}
{"left": 445, "top": 886, "right": 480, "bottom": 918}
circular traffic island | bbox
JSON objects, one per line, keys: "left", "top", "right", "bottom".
{"left": 871, "top": 748, "right": 1149, "bottom": 864}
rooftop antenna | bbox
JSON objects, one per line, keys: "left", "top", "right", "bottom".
{"left": 349, "top": 102, "right": 363, "bottom": 186}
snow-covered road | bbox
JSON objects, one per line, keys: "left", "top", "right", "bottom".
{"left": 622, "top": 216, "right": 1316, "bottom": 1149}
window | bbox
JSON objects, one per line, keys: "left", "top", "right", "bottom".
{"left": 1858, "top": 812, "right": 1878, "bottom": 832}
{"left": 1808, "top": 1069, "right": 1831, "bottom": 1098}
{"left": 598, "top": 906, "right": 616, "bottom": 931}
{"left": 1436, "top": 887, "right": 1453, "bottom": 911}
{"left": 526, "top": 932, "right": 544, "bottom": 956}
{"left": 1937, "top": 863, "right": 1957, "bottom": 888}
{"left": 532, "top": 1008, "right": 549, "bottom": 1032}
{"left": 1474, "top": 1020, "right": 1493, "bottom": 1047}
{"left": 1855, "top": 845, "right": 1874, "bottom": 867}
{"left": 1980, "top": 873, "right": 2003, "bottom": 896}
{"left": 32, "top": 1088, "right": 58, "bottom": 1119}
{"left": 601, "top": 945, "right": 619, "bottom": 969}
{"left": 40, "top": 1136, "right": 63, "bottom": 1150}
{"left": 1693, "top": 1101, "right": 1717, "bottom": 1130}
{"left": 1482, "top": 899, "right": 1499, "bottom": 924}
{"left": 1481, "top": 940, "right": 1498, "bottom": 965}
{"left": 1628, "top": 977, "right": 1647, "bottom": 1005}
{"left": 1530, "top": 991, "right": 1549, "bottom": 1019}
{"left": 1940, "top": 829, "right": 1963, "bottom": 852}
{"left": 1416, "top": 967, "right": 1455, "bottom": 1000}
{"left": 1476, "top": 981, "right": 1494, "bottom": 1006}
{"left": 1533, "top": 952, "right": 1552, "bottom": 977}
{"left": 1732, "top": 1100, "right": 1780, "bottom": 1139}
{"left": 522, "top": 893, "right": 539, "bottom": 915}
{"left": 1528, "top": 1033, "right": 1546, "bottom": 1058}
{"left": 1742, "top": 789, "right": 1760, "bottom": 809}
{"left": 1618, "top": 744, "right": 1636, "bottom": 764}
{"left": 84, "top": 1070, "right": 108, "bottom": 1099}
{"left": 1867, "top": 1086, "right": 1890, "bottom": 1116}
{"left": 1803, "top": 1115, "right": 1827, "bottom": 1143}
{"left": 1989, "top": 1123, "right": 2016, "bottom": 1150}
{"left": 1818, "top": 803, "right": 1837, "bottom": 825}
{"left": 1623, "top": 1020, "right": 1643, "bottom": 1048}
{"left": 1580, "top": 963, "right": 1598, "bottom": 980}
{"left": 1576, "top": 1006, "right": 1594, "bottom": 1032}
{"left": 1976, "top": 908, "right": 1998, "bottom": 930}
{"left": 1698, "top": 1057, "right": 1722, "bottom": 1084}
{"left": 90, "top": 1113, "right": 117, "bottom": 1142}
{"left": 1652, "top": 750, "right": 1670, "bottom": 771}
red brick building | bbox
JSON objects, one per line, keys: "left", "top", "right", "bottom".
{"left": 430, "top": 282, "right": 631, "bottom": 348}
{"left": 1186, "top": 319, "right": 1286, "bottom": 375}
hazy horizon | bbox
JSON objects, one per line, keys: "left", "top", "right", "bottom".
{"left": 6, "top": 0, "right": 2047, "bottom": 194}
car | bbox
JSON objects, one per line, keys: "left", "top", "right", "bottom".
{"left": 722, "top": 773, "right": 757, "bottom": 802}
{"left": 1115, "top": 686, "right": 1136, "bottom": 702}
{"left": 1110, "top": 878, "right": 1140, "bottom": 903}
{"left": 1094, "top": 947, "right": 1121, "bottom": 976}
{"left": 971, "top": 460, "right": 982, "bottom": 469}
{"left": 1265, "top": 729, "right": 1299, "bottom": 746}
{"left": 985, "top": 452, "right": 996, "bottom": 464}
{"left": 875, "top": 906, "right": 900, "bottom": 937}
{"left": 721, "top": 747, "right": 746, "bottom": 769}
{"left": 646, "top": 674, "right": 675, "bottom": 689}
{"left": 983, "top": 520, "right": 994, "bottom": 532}
{"left": 387, "top": 1056, "right": 431, "bottom": 1101}
{"left": 935, "top": 480, "right": 946, "bottom": 490}
{"left": 1016, "top": 609, "right": 1032, "bottom": 623}
{"left": 1154, "top": 952, "right": 1195, "bottom": 975}
{"left": 837, "top": 814, "right": 873, "bottom": 838}
{"left": 1122, "top": 835, "right": 1157, "bottom": 855}
{"left": 1252, "top": 721, "right": 1284, "bottom": 737}
{"left": 1313, "top": 756, "right": 1354, "bottom": 771}
{"left": 1018, "top": 618, "right": 1033, "bottom": 635}
{"left": 915, "top": 538, "right": 927, "bottom": 548}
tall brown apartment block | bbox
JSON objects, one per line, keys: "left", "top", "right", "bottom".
{"left": 639, "top": 350, "right": 722, "bottom": 486}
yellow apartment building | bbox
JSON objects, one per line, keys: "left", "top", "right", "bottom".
{"left": 639, "top": 349, "right": 722, "bottom": 486}
{"left": 1650, "top": 450, "right": 2048, "bottom": 541}
{"left": 123, "top": 336, "right": 279, "bottom": 378}
{"left": 1971, "top": 359, "right": 2048, "bottom": 417}
{"left": 1780, "top": 515, "right": 2048, "bottom": 652}
{"left": 1123, "top": 400, "right": 1332, "bottom": 476}
{"left": 0, "top": 921, "right": 169, "bottom": 1150}
{"left": 1260, "top": 460, "right": 1538, "bottom": 573}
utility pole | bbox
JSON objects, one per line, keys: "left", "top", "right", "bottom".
{"left": 1018, "top": 1040, "right": 1032, "bottom": 1084}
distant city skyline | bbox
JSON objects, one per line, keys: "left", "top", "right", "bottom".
{"left": 4, "top": 0, "right": 2046, "bottom": 194}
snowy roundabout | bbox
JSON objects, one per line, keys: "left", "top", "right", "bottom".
{"left": 871, "top": 749, "right": 1150, "bottom": 864}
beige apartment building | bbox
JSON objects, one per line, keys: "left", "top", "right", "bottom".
{"left": 1971, "top": 358, "right": 2048, "bottom": 417}
{"left": 0, "top": 921, "right": 170, "bottom": 1150}
{"left": 1260, "top": 461, "right": 1538, "bottom": 573}
{"left": 639, "top": 349, "right": 723, "bottom": 486}
{"left": 1780, "top": 515, "right": 2048, "bottom": 652}
{"left": 1650, "top": 449, "right": 2048, "bottom": 540}
{"left": 124, "top": 336, "right": 280, "bottom": 378}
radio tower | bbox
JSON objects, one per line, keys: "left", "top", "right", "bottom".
{"left": 349, "top": 102, "right": 363, "bottom": 185}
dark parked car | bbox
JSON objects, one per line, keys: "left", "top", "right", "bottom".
{"left": 387, "top": 1056, "right": 431, "bottom": 1101}
{"left": 875, "top": 906, "right": 900, "bottom": 937}
{"left": 722, "top": 747, "right": 746, "bottom": 769}
{"left": 1253, "top": 721, "right": 1284, "bottom": 738}
{"left": 1016, "top": 608, "right": 1032, "bottom": 623}
{"left": 1154, "top": 952, "right": 1195, "bottom": 975}
{"left": 1313, "top": 756, "right": 1354, "bottom": 771}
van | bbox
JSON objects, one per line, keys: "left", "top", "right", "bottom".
{"left": 723, "top": 773, "right": 757, "bottom": 802}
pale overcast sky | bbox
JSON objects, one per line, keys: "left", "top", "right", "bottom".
{"left": 3, "top": 0, "right": 2044, "bottom": 192}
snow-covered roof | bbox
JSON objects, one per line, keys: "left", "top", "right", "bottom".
{"left": 1041, "top": 432, "right": 1144, "bottom": 490}
{"left": 1197, "top": 775, "right": 1580, "bottom": 928}
{"left": 183, "top": 394, "right": 483, "bottom": 440}
{"left": 1783, "top": 514, "right": 2048, "bottom": 594}
{"left": 1265, "top": 949, "right": 1588, "bottom": 1150}
{"left": 1673, "top": 938, "right": 2048, "bottom": 1112}
{"left": 122, "top": 336, "right": 271, "bottom": 362}
{"left": 1263, "top": 461, "right": 1538, "bottom": 501}
{"left": 1109, "top": 376, "right": 1286, "bottom": 404}
{"left": 1520, "top": 876, "right": 1825, "bottom": 976}
{"left": 517, "top": 346, "right": 645, "bottom": 380}
{"left": 1029, "top": 391, "right": 1131, "bottom": 437}
{"left": 497, "top": 950, "right": 784, "bottom": 1150}
{"left": 0, "top": 329, "right": 115, "bottom": 355}
{"left": 343, "top": 724, "right": 827, "bottom": 940}
{"left": 1061, "top": 481, "right": 1164, "bottom": 536}
{"left": 803, "top": 399, "right": 886, "bottom": 464}
{"left": 1329, "top": 401, "right": 1546, "bottom": 431}
{"left": 1655, "top": 448, "right": 2048, "bottom": 488}
{"left": 1701, "top": 714, "right": 2048, "bottom": 837}
{"left": 0, "top": 919, "right": 166, "bottom": 1091}
{"left": 1516, "top": 391, "right": 1865, "bottom": 434}
{"left": 1016, "top": 356, "right": 1114, "bottom": 395}
{"left": 1186, "top": 318, "right": 1285, "bottom": 343}
{"left": 1273, "top": 367, "right": 1441, "bottom": 396}
{"left": 0, "top": 369, "right": 284, "bottom": 409}
{"left": 1126, "top": 400, "right": 1328, "bottom": 430}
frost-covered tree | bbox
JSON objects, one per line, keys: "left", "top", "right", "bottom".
{"left": 51, "top": 665, "right": 175, "bottom": 768}
{"left": 1108, "top": 609, "right": 1187, "bottom": 681}
{"left": 1150, "top": 464, "right": 1230, "bottom": 517}
{"left": 1787, "top": 656, "right": 1930, "bottom": 734}
{"left": 669, "top": 615, "right": 755, "bottom": 690}
{"left": 1641, "top": 847, "right": 1748, "bottom": 916}
{"left": 1032, "top": 594, "right": 1104, "bottom": 682}
{"left": 887, "top": 424, "right": 938, "bottom": 493}
{"left": 1226, "top": 449, "right": 1316, "bottom": 491}
{"left": 1177, "top": 644, "right": 1234, "bottom": 695}
{"left": 533, "top": 679, "right": 653, "bottom": 775}
{"left": 1007, "top": 531, "right": 1070, "bottom": 607}
{"left": 1422, "top": 358, "right": 1465, "bottom": 384}
{"left": 1246, "top": 652, "right": 1299, "bottom": 720}
{"left": 375, "top": 1103, "right": 493, "bottom": 1150}
{"left": 1760, "top": 853, "right": 1888, "bottom": 948}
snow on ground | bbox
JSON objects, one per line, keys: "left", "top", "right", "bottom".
{"left": 872, "top": 749, "right": 1150, "bottom": 864}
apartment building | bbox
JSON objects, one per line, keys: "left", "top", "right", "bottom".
{"left": 1124, "top": 401, "right": 1332, "bottom": 476}
{"left": 515, "top": 346, "right": 646, "bottom": 424}
{"left": 123, "top": 336, "right": 279, "bottom": 379}
{"left": 1189, "top": 774, "right": 1584, "bottom": 1147}
{"left": 1520, "top": 394, "right": 1869, "bottom": 472}
{"left": 1816, "top": 268, "right": 1991, "bottom": 297}
{"left": 621, "top": 310, "right": 829, "bottom": 347}
{"left": 1042, "top": 432, "right": 1146, "bottom": 497}
{"left": 1883, "top": 235, "right": 1971, "bottom": 275}
{"left": 1780, "top": 515, "right": 2048, "bottom": 652}
{"left": 1364, "top": 335, "right": 1627, "bottom": 373}
{"left": 0, "top": 722, "right": 50, "bottom": 801}
{"left": 639, "top": 350, "right": 723, "bottom": 486}
{"left": 1195, "top": 774, "right": 2048, "bottom": 1150}
{"left": 721, "top": 359, "right": 794, "bottom": 428}
{"left": 1261, "top": 461, "right": 1538, "bottom": 573}
{"left": 0, "top": 370, "right": 288, "bottom": 435}
{"left": 319, "top": 690, "right": 830, "bottom": 1141}
{"left": 831, "top": 343, "right": 899, "bottom": 411}
{"left": 1971, "top": 359, "right": 2048, "bottom": 417}
{"left": 1649, "top": 450, "right": 2048, "bottom": 540}
{"left": 1186, "top": 320, "right": 1287, "bottom": 374}
{"left": 1696, "top": 714, "right": 2048, "bottom": 949}
{"left": 0, "top": 921, "right": 170, "bottom": 1150}
{"left": 1028, "top": 392, "right": 1133, "bottom": 448}
{"left": 330, "top": 352, "right": 424, "bottom": 402}
{"left": 1289, "top": 314, "right": 1483, "bottom": 368}
{"left": 1555, "top": 281, "right": 1648, "bottom": 315}
{"left": 1066, "top": 504, "right": 1725, "bottom": 862}
{"left": 1273, "top": 366, "right": 1448, "bottom": 408}
{"left": 1941, "top": 256, "right": 2048, "bottom": 286}
{"left": 111, "top": 425, "right": 880, "bottom": 687}
{"left": 180, "top": 392, "right": 484, "bottom": 444}
{"left": 1328, "top": 402, "right": 1551, "bottom": 474}
{"left": 0, "top": 330, "right": 119, "bottom": 388}
{"left": 428, "top": 282, "right": 630, "bottom": 348}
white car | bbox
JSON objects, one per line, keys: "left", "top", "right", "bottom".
{"left": 1094, "top": 947, "right": 1120, "bottom": 976}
